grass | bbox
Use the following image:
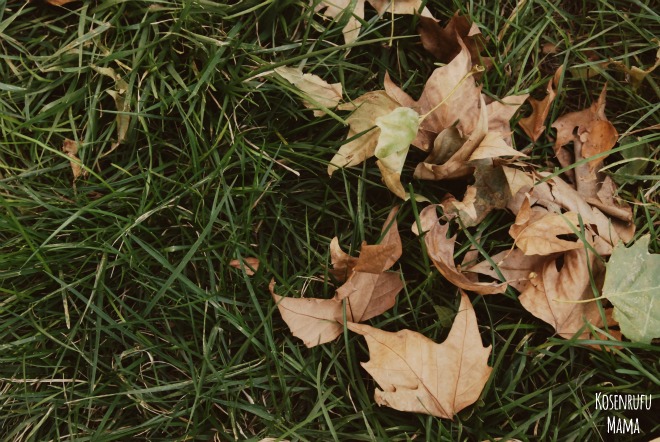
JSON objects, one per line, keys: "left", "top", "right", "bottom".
{"left": 0, "top": 0, "right": 658, "bottom": 440}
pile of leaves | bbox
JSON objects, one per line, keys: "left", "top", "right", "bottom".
{"left": 257, "top": 2, "right": 658, "bottom": 420}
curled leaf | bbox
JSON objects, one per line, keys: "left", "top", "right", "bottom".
{"left": 274, "top": 66, "right": 342, "bottom": 116}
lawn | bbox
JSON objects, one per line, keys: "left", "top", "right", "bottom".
{"left": 0, "top": 0, "right": 658, "bottom": 440}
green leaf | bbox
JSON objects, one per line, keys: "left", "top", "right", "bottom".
{"left": 602, "top": 235, "right": 660, "bottom": 344}
{"left": 373, "top": 107, "right": 419, "bottom": 199}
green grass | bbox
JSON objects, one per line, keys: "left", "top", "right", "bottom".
{"left": 0, "top": 0, "right": 658, "bottom": 440}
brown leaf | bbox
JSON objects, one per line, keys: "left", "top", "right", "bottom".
{"left": 229, "top": 257, "right": 260, "bottom": 276}
{"left": 519, "top": 248, "right": 619, "bottom": 340}
{"left": 385, "top": 36, "right": 482, "bottom": 150}
{"left": 270, "top": 280, "right": 343, "bottom": 348}
{"left": 353, "top": 206, "right": 402, "bottom": 274}
{"left": 92, "top": 65, "right": 130, "bottom": 156}
{"left": 519, "top": 67, "right": 562, "bottom": 142}
{"left": 274, "top": 67, "right": 342, "bottom": 116}
{"left": 314, "top": 0, "right": 433, "bottom": 45}
{"left": 328, "top": 91, "right": 400, "bottom": 175}
{"left": 420, "top": 205, "right": 507, "bottom": 294}
{"left": 347, "top": 291, "right": 492, "bottom": 419}
{"left": 465, "top": 248, "right": 546, "bottom": 293}
{"left": 336, "top": 272, "right": 403, "bottom": 322}
{"left": 62, "top": 139, "right": 86, "bottom": 183}
{"left": 328, "top": 237, "right": 359, "bottom": 282}
{"left": 418, "top": 12, "right": 492, "bottom": 68}
{"left": 486, "top": 94, "right": 529, "bottom": 144}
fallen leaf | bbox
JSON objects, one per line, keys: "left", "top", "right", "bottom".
{"left": 314, "top": 0, "right": 433, "bottom": 44}
{"left": 229, "top": 257, "right": 260, "bottom": 276}
{"left": 61, "top": 139, "right": 86, "bottom": 183}
{"left": 385, "top": 37, "right": 482, "bottom": 150}
{"left": 336, "top": 271, "right": 403, "bottom": 322}
{"left": 274, "top": 66, "right": 342, "bottom": 116}
{"left": 608, "top": 43, "right": 660, "bottom": 91}
{"left": 353, "top": 206, "right": 402, "bottom": 274}
{"left": 509, "top": 197, "right": 584, "bottom": 256}
{"left": 613, "top": 136, "right": 651, "bottom": 185}
{"left": 465, "top": 248, "right": 547, "bottom": 293}
{"left": 373, "top": 107, "right": 420, "bottom": 199}
{"left": 519, "top": 248, "right": 618, "bottom": 340}
{"left": 92, "top": 65, "right": 130, "bottom": 156}
{"left": 418, "top": 205, "right": 507, "bottom": 294}
{"left": 418, "top": 12, "right": 491, "bottom": 68}
{"left": 486, "top": 94, "right": 530, "bottom": 144}
{"left": 348, "top": 291, "right": 492, "bottom": 418}
{"left": 270, "top": 280, "right": 343, "bottom": 347}
{"left": 519, "top": 67, "right": 562, "bottom": 142}
{"left": 328, "top": 237, "right": 359, "bottom": 282}
{"left": 328, "top": 91, "right": 400, "bottom": 175}
{"left": 602, "top": 235, "right": 660, "bottom": 343}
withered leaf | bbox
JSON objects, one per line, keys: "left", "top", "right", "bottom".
{"left": 62, "top": 139, "right": 86, "bottom": 183}
{"left": 519, "top": 248, "right": 619, "bottom": 340}
{"left": 519, "top": 67, "right": 562, "bottom": 142}
{"left": 274, "top": 66, "right": 342, "bottom": 116}
{"left": 229, "top": 257, "right": 260, "bottom": 276}
{"left": 92, "top": 65, "right": 130, "bottom": 156}
{"left": 348, "top": 291, "right": 492, "bottom": 418}
{"left": 417, "top": 205, "right": 507, "bottom": 294}
{"left": 418, "top": 12, "right": 491, "bottom": 68}
{"left": 314, "top": 0, "right": 434, "bottom": 45}
{"left": 328, "top": 91, "right": 400, "bottom": 175}
{"left": 336, "top": 272, "right": 403, "bottom": 322}
{"left": 385, "top": 36, "right": 482, "bottom": 151}
{"left": 328, "top": 237, "right": 359, "bottom": 282}
{"left": 465, "top": 248, "right": 547, "bottom": 293}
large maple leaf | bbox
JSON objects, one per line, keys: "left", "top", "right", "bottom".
{"left": 348, "top": 291, "right": 492, "bottom": 419}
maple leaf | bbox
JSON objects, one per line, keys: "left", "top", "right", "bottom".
{"left": 328, "top": 237, "right": 359, "bottom": 282}
{"left": 518, "top": 248, "right": 619, "bottom": 340}
{"left": 384, "top": 36, "right": 482, "bottom": 151}
{"left": 229, "top": 257, "right": 260, "bottom": 276}
{"left": 328, "top": 91, "right": 400, "bottom": 175}
{"left": 602, "top": 235, "right": 660, "bottom": 343}
{"left": 274, "top": 66, "right": 342, "bottom": 116}
{"left": 347, "top": 291, "right": 492, "bottom": 418}
{"left": 274, "top": 207, "right": 403, "bottom": 347}
{"left": 415, "top": 205, "right": 507, "bottom": 294}
{"left": 314, "top": 0, "right": 434, "bottom": 45}
{"left": 465, "top": 248, "right": 547, "bottom": 293}
{"left": 519, "top": 67, "right": 562, "bottom": 142}
{"left": 418, "top": 12, "right": 492, "bottom": 68}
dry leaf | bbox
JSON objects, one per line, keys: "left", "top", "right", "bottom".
{"left": 519, "top": 248, "right": 619, "bottom": 340}
{"left": 229, "top": 257, "right": 260, "bottom": 276}
{"left": 608, "top": 43, "right": 660, "bottom": 91}
{"left": 328, "top": 237, "right": 359, "bottom": 282}
{"left": 519, "top": 67, "right": 562, "bottom": 142}
{"left": 336, "top": 272, "right": 403, "bottom": 322}
{"left": 328, "top": 91, "right": 400, "bottom": 175}
{"left": 418, "top": 205, "right": 507, "bottom": 294}
{"left": 62, "top": 139, "right": 86, "bottom": 183}
{"left": 270, "top": 280, "right": 343, "bottom": 347}
{"left": 348, "top": 291, "right": 492, "bottom": 418}
{"left": 418, "top": 12, "right": 492, "bottom": 68}
{"left": 509, "top": 197, "right": 584, "bottom": 256}
{"left": 353, "top": 206, "right": 402, "bottom": 274}
{"left": 385, "top": 36, "right": 482, "bottom": 150}
{"left": 92, "top": 65, "right": 130, "bottom": 156}
{"left": 314, "top": 0, "right": 433, "bottom": 45}
{"left": 486, "top": 94, "right": 530, "bottom": 144}
{"left": 465, "top": 248, "right": 547, "bottom": 293}
{"left": 274, "top": 66, "right": 342, "bottom": 116}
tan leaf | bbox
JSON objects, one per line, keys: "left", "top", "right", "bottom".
{"left": 486, "top": 94, "right": 529, "bottom": 144}
{"left": 336, "top": 272, "right": 403, "bottom": 322}
{"left": 418, "top": 12, "right": 492, "bottom": 68}
{"left": 465, "top": 248, "right": 547, "bottom": 293}
{"left": 328, "top": 237, "right": 359, "bottom": 282}
{"left": 270, "top": 280, "right": 343, "bottom": 348}
{"left": 353, "top": 206, "right": 402, "bottom": 273}
{"left": 421, "top": 205, "right": 507, "bottom": 294}
{"left": 519, "top": 67, "right": 562, "bottom": 142}
{"left": 314, "top": 0, "right": 433, "bottom": 45}
{"left": 347, "top": 291, "right": 492, "bottom": 418}
{"left": 328, "top": 91, "right": 400, "bottom": 175}
{"left": 384, "top": 36, "right": 482, "bottom": 151}
{"left": 229, "top": 257, "right": 260, "bottom": 276}
{"left": 509, "top": 197, "right": 584, "bottom": 256}
{"left": 468, "top": 131, "right": 526, "bottom": 161}
{"left": 519, "top": 248, "right": 619, "bottom": 340}
{"left": 274, "top": 66, "right": 342, "bottom": 116}
{"left": 62, "top": 139, "right": 86, "bottom": 183}
{"left": 608, "top": 44, "right": 660, "bottom": 90}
